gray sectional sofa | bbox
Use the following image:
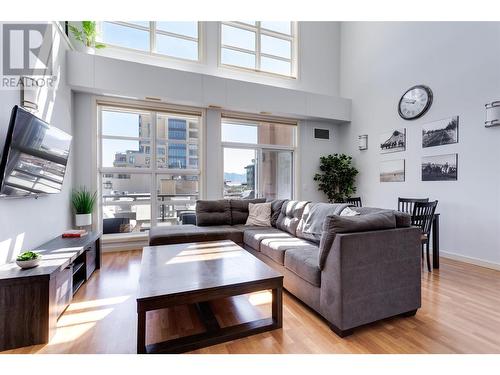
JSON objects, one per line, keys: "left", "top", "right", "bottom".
{"left": 148, "top": 198, "right": 422, "bottom": 337}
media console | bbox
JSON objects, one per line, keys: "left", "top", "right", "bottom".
{"left": 0, "top": 232, "right": 101, "bottom": 352}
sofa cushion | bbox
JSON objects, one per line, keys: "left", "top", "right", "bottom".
{"left": 269, "top": 199, "right": 288, "bottom": 227}
{"left": 296, "top": 202, "right": 348, "bottom": 243}
{"left": 284, "top": 247, "right": 321, "bottom": 287}
{"left": 246, "top": 202, "right": 272, "bottom": 226}
{"left": 318, "top": 211, "right": 397, "bottom": 269}
{"left": 149, "top": 224, "right": 243, "bottom": 246}
{"left": 260, "top": 237, "right": 313, "bottom": 265}
{"left": 353, "top": 207, "right": 411, "bottom": 228}
{"left": 196, "top": 199, "right": 231, "bottom": 226}
{"left": 243, "top": 227, "right": 290, "bottom": 251}
{"left": 276, "top": 200, "right": 309, "bottom": 235}
{"left": 230, "top": 198, "right": 267, "bottom": 225}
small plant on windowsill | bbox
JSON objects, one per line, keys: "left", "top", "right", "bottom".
{"left": 72, "top": 187, "right": 97, "bottom": 227}
{"left": 69, "top": 21, "right": 105, "bottom": 54}
{"left": 313, "top": 153, "right": 358, "bottom": 203}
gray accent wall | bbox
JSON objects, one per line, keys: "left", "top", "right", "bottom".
{"left": 339, "top": 22, "right": 500, "bottom": 267}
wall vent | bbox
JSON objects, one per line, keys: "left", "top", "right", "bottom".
{"left": 314, "top": 128, "right": 330, "bottom": 140}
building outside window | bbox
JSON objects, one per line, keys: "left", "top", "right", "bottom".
{"left": 220, "top": 21, "right": 297, "bottom": 77}
{"left": 99, "top": 105, "right": 202, "bottom": 235}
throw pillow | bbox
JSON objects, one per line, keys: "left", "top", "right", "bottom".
{"left": 246, "top": 202, "right": 272, "bottom": 226}
{"left": 339, "top": 206, "right": 360, "bottom": 216}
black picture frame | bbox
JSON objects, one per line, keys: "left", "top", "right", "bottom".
{"left": 398, "top": 85, "right": 433, "bottom": 120}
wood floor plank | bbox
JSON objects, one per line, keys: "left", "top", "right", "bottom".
{"left": 2, "top": 249, "right": 500, "bottom": 354}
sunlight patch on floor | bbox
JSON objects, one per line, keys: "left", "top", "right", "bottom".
{"left": 65, "top": 295, "right": 130, "bottom": 311}
{"left": 47, "top": 307, "right": 115, "bottom": 346}
{"left": 57, "top": 308, "right": 114, "bottom": 328}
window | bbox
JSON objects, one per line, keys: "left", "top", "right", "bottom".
{"left": 99, "top": 105, "right": 202, "bottom": 235}
{"left": 98, "top": 22, "right": 200, "bottom": 61}
{"left": 220, "top": 22, "right": 296, "bottom": 77}
{"left": 221, "top": 117, "right": 296, "bottom": 200}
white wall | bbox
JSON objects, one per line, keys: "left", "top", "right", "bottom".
{"left": 298, "top": 120, "right": 343, "bottom": 201}
{"left": 0, "top": 24, "right": 74, "bottom": 265}
{"left": 339, "top": 22, "right": 500, "bottom": 266}
{"left": 92, "top": 22, "right": 341, "bottom": 97}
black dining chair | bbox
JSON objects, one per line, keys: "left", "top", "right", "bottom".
{"left": 411, "top": 200, "right": 438, "bottom": 272}
{"left": 345, "top": 197, "right": 362, "bottom": 207}
{"left": 398, "top": 197, "right": 429, "bottom": 215}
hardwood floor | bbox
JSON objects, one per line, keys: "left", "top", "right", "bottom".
{"left": 2, "top": 250, "right": 500, "bottom": 354}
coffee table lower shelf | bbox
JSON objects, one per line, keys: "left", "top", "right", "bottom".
{"left": 137, "top": 286, "right": 283, "bottom": 354}
{"left": 144, "top": 315, "right": 278, "bottom": 354}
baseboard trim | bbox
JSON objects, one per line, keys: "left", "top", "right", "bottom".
{"left": 438, "top": 251, "right": 500, "bottom": 271}
{"left": 102, "top": 240, "right": 147, "bottom": 253}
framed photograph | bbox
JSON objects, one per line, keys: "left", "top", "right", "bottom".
{"left": 422, "top": 116, "right": 459, "bottom": 148}
{"left": 380, "top": 159, "right": 405, "bottom": 182}
{"left": 379, "top": 128, "right": 406, "bottom": 154}
{"left": 422, "top": 154, "right": 458, "bottom": 181}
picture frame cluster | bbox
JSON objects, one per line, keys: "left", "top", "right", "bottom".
{"left": 379, "top": 116, "right": 459, "bottom": 182}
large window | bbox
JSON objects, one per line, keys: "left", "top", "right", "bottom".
{"left": 98, "top": 22, "right": 200, "bottom": 61}
{"left": 220, "top": 22, "right": 297, "bottom": 77}
{"left": 99, "top": 105, "right": 202, "bottom": 235}
{"left": 222, "top": 117, "right": 296, "bottom": 200}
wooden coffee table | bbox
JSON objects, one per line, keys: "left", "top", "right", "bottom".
{"left": 136, "top": 240, "right": 283, "bottom": 354}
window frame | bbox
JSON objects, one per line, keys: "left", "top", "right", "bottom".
{"left": 97, "top": 21, "right": 202, "bottom": 63}
{"left": 221, "top": 115, "right": 297, "bottom": 200}
{"left": 219, "top": 21, "right": 298, "bottom": 79}
{"left": 97, "top": 101, "right": 204, "bottom": 233}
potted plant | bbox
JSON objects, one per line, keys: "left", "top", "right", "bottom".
{"left": 313, "top": 153, "right": 359, "bottom": 203}
{"left": 69, "top": 21, "right": 105, "bottom": 54}
{"left": 72, "top": 187, "right": 97, "bottom": 227}
{"left": 16, "top": 251, "right": 41, "bottom": 269}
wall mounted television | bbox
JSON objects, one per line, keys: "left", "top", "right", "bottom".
{"left": 0, "top": 105, "right": 72, "bottom": 198}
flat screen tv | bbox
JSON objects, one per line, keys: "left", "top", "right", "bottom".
{"left": 0, "top": 105, "right": 72, "bottom": 197}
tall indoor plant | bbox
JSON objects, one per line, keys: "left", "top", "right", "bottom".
{"left": 72, "top": 187, "right": 97, "bottom": 227}
{"left": 69, "top": 21, "right": 105, "bottom": 54}
{"left": 313, "top": 153, "right": 358, "bottom": 203}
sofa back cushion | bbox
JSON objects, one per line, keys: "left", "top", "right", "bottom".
{"left": 318, "top": 211, "right": 397, "bottom": 269}
{"left": 196, "top": 199, "right": 231, "bottom": 226}
{"left": 354, "top": 207, "right": 411, "bottom": 227}
{"left": 276, "top": 200, "right": 309, "bottom": 235}
{"left": 296, "top": 202, "right": 349, "bottom": 243}
{"left": 269, "top": 199, "right": 288, "bottom": 227}
{"left": 230, "top": 198, "right": 266, "bottom": 225}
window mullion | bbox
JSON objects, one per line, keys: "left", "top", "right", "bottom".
{"left": 150, "top": 21, "right": 156, "bottom": 53}
{"left": 255, "top": 21, "right": 261, "bottom": 71}
{"left": 151, "top": 110, "right": 158, "bottom": 227}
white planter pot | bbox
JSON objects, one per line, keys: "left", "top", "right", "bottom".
{"left": 76, "top": 44, "right": 95, "bottom": 55}
{"left": 83, "top": 46, "right": 95, "bottom": 55}
{"left": 16, "top": 258, "right": 41, "bottom": 269}
{"left": 75, "top": 213, "right": 92, "bottom": 227}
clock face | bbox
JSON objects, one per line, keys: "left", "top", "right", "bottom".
{"left": 398, "top": 85, "right": 433, "bottom": 120}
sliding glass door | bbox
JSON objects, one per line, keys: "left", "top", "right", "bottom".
{"left": 261, "top": 149, "right": 293, "bottom": 200}
{"left": 223, "top": 147, "right": 293, "bottom": 200}
{"left": 223, "top": 148, "right": 258, "bottom": 199}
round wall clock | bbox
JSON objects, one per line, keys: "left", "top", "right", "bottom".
{"left": 398, "top": 85, "right": 433, "bottom": 120}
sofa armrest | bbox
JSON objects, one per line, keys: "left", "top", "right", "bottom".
{"left": 319, "top": 227, "right": 421, "bottom": 330}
